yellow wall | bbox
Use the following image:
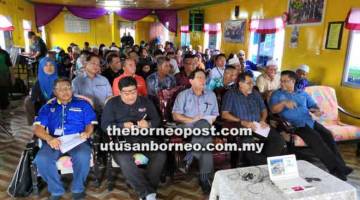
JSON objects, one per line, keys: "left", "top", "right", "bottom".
{"left": 46, "top": 11, "right": 113, "bottom": 49}
{"left": 177, "top": 0, "right": 360, "bottom": 126}
{"left": 46, "top": 12, "right": 156, "bottom": 49}
{"left": 0, "top": 0, "right": 35, "bottom": 47}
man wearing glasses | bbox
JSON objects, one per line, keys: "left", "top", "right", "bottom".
{"left": 270, "top": 70, "right": 353, "bottom": 181}
{"left": 101, "top": 77, "right": 165, "bottom": 200}
{"left": 221, "top": 72, "right": 285, "bottom": 165}
{"left": 72, "top": 53, "right": 112, "bottom": 113}
{"left": 33, "top": 78, "right": 97, "bottom": 200}
{"left": 172, "top": 68, "right": 219, "bottom": 194}
{"left": 175, "top": 54, "right": 196, "bottom": 88}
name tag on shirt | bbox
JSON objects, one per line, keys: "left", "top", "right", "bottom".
{"left": 54, "top": 128, "right": 64, "bottom": 136}
{"left": 69, "top": 107, "right": 82, "bottom": 112}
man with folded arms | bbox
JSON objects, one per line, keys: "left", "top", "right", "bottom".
{"left": 33, "top": 78, "right": 97, "bottom": 200}
{"left": 222, "top": 72, "right": 285, "bottom": 165}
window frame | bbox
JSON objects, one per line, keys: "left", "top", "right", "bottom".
{"left": 248, "top": 29, "right": 285, "bottom": 68}
{"left": 203, "top": 23, "right": 221, "bottom": 50}
{"left": 342, "top": 30, "right": 360, "bottom": 88}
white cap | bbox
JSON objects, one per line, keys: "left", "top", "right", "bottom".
{"left": 228, "top": 57, "right": 240, "bottom": 66}
{"left": 297, "top": 64, "right": 310, "bottom": 73}
{"left": 266, "top": 59, "right": 278, "bottom": 67}
{"left": 110, "top": 47, "right": 120, "bottom": 51}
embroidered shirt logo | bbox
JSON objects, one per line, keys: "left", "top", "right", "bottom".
{"left": 138, "top": 107, "right": 146, "bottom": 112}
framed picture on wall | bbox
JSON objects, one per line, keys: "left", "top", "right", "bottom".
{"left": 287, "top": 0, "right": 326, "bottom": 26}
{"left": 223, "top": 20, "right": 246, "bottom": 43}
{"left": 325, "top": 21, "right": 344, "bottom": 50}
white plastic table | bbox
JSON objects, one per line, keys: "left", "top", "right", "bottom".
{"left": 209, "top": 160, "right": 357, "bottom": 200}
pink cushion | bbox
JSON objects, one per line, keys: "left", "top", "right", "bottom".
{"left": 291, "top": 86, "right": 360, "bottom": 146}
{"left": 305, "top": 86, "right": 339, "bottom": 123}
{"left": 293, "top": 121, "right": 360, "bottom": 147}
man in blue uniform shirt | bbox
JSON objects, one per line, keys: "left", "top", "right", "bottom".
{"left": 33, "top": 78, "right": 97, "bottom": 200}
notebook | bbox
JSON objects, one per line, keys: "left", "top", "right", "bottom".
{"left": 267, "top": 155, "right": 314, "bottom": 194}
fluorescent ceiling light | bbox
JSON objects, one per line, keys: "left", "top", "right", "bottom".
{"left": 104, "top": 1, "right": 121, "bottom": 7}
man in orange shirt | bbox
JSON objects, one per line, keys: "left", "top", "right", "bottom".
{"left": 113, "top": 58, "right": 147, "bottom": 96}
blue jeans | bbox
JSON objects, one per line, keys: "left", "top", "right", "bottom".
{"left": 34, "top": 142, "right": 91, "bottom": 196}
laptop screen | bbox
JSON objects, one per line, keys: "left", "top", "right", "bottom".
{"left": 267, "top": 154, "right": 299, "bottom": 181}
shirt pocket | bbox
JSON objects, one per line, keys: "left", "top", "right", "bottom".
{"left": 67, "top": 108, "right": 83, "bottom": 123}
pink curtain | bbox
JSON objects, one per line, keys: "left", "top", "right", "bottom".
{"left": 249, "top": 17, "right": 285, "bottom": 34}
{"left": 203, "top": 23, "right": 221, "bottom": 34}
{"left": 0, "top": 15, "right": 14, "bottom": 31}
{"left": 180, "top": 25, "right": 189, "bottom": 33}
{"left": 345, "top": 8, "right": 360, "bottom": 30}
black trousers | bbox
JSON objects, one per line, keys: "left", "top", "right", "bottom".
{"left": 295, "top": 121, "right": 346, "bottom": 172}
{"left": 0, "top": 86, "right": 9, "bottom": 110}
{"left": 244, "top": 128, "right": 286, "bottom": 165}
{"left": 112, "top": 151, "right": 166, "bottom": 198}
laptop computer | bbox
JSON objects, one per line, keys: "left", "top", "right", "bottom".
{"left": 267, "top": 154, "right": 314, "bottom": 194}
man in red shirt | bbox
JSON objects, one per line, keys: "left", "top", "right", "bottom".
{"left": 113, "top": 58, "right": 147, "bottom": 96}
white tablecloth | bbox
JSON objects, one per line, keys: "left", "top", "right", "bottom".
{"left": 209, "top": 160, "right": 357, "bottom": 200}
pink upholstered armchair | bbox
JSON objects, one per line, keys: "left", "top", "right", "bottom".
{"left": 289, "top": 86, "right": 360, "bottom": 155}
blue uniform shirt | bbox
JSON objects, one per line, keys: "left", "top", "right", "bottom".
{"left": 34, "top": 96, "right": 97, "bottom": 137}
{"left": 269, "top": 89, "right": 318, "bottom": 128}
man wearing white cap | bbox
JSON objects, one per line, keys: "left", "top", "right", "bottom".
{"left": 228, "top": 55, "right": 243, "bottom": 74}
{"left": 295, "top": 64, "right": 310, "bottom": 91}
{"left": 256, "top": 59, "right": 280, "bottom": 99}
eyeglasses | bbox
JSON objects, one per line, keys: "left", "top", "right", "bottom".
{"left": 120, "top": 88, "right": 137, "bottom": 95}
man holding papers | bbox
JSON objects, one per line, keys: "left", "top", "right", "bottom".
{"left": 33, "top": 78, "right": 97, "bottom": 200}
{"left": 172, "top": 68, "right": 219, "bottom": 194}
{"left": 221, "top": 72, "right": 286, "bottom": 165}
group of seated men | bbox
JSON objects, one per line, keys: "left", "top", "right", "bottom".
{"left": 31, "top": 51, "right": 352, "bottom": 200}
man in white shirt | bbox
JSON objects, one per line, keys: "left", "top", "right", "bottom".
{"left": 256, "top": 59, "right": 280, "bottom": 99}
{"left": 207, "top": 54, "right": 226, "bottom": 86}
